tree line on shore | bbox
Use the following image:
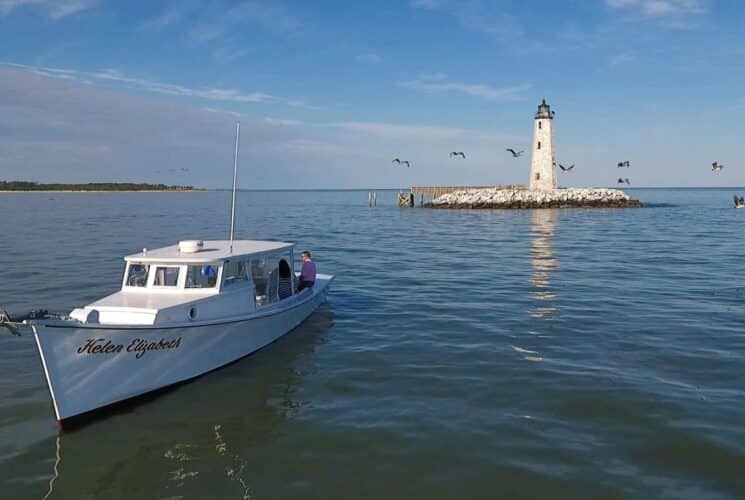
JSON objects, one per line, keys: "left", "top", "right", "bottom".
{"left": 0, "top": 181, "right": 196, "bottom": 191}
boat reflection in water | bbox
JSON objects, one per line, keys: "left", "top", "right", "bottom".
{"left": 529, "top": 209, "right": 559, "bottom": 320}
{"left": 26, "top": 305, "right": 334, "bottom": 500}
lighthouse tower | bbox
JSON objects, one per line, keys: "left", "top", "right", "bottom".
{"left": 529, "top": 99, "right": 557, "bottom": 191}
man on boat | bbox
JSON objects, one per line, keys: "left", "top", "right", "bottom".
{"left": 297, "top": 251, "right": 316, "bottom": 291}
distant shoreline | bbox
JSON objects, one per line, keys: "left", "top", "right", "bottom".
{"left": 0, "top": 181, "right": 205, "bottom": 192}
{"left": 0, "top": 189, "right": 208, "bottom": 193}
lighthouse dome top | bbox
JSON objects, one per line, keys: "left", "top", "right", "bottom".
{"left": 535, "top": 99, "right": 554, "bottom": 120}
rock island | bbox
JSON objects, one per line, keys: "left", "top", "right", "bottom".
{"left": 410, "top": 99, "right": 642, "bottom": 209}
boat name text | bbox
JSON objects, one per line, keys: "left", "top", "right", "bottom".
{"left": 77, "top": 337, "right": 182, "bottom": 359}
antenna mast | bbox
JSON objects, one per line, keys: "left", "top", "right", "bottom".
{"left": 229, "top": 122, "right": 240, "bottom": 253}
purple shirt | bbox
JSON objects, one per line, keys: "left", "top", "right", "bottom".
{"left": 300, "top": 260, "right": 316, "bottom": 282}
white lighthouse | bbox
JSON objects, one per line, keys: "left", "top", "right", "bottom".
{"left": 529, "top": 99, "right": 557, "bottom": 191}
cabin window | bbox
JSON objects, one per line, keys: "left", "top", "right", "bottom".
{"left": 223, "top": 260, "right": 248, "bottom": 287}
{"left": 185, "top": 265, "right": 217, "bottom": 288}
{"left": 251, "top": 259, "right": 268, "bottom": 299}
{"left": 251, "top": 259, "right": 280, "bottom": 307}
{"left": 153, "top": 266, "right": 179, "bottom": 287}
{"left": 537, "top": 141, "right": 541, "bottom": 150}
{"left": 126, "top": 264, "right": 149, "bottom": 287}
{"left": 538, "top": 121, "right": 542, "bottom": 130}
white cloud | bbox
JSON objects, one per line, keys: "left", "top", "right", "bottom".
{"left": 0, "top": 62, "right": 311, "bottom": 107}
{"left": 605, "top": 0, "right": 706, "bottom": 19}
{"left": 212, "top": 46, "right": 252, "bottom": 64}
{"left": 0, "top": 0, "right": 98, "bottom": 19}
{"left": 409, "top": 1, "right": 562, "bottom": 54}
{"left": 333, "top": 121, "right": 522, "bottom": 143}
{"left": 286, "top": 100, "right": 321, "bottom": 111}
{"left": 408, "top": 0, "right": 447, "bottom": 9}
{"left": 204, "top": 107, "right": 242, "bottom": 117}
{"left": 608, "top": 51, "right": 636, "bottom": 67}
{"left": 279, "top": 138, "right": 353, "bottom": 156}
{"left": 355, "top": 53, "right": 382, "bottom": 64}
{"left": 398, "top": 76, "right": 530, "bottom": 101}
{"left": 0, "top": 66, "right": 329, "bottom": 188}
{"left": 139, "top": 0, "right": 201, "bottom": 31}
{"left": 419, "top": 72, "right": 447, "bottom": 81}
{"left": 264, "top": 117, "right": 301, "bottom": 126}
{"left": 189, "top": 1, "right": 303, "bottom": 43}
{"left": 197, "top": 87, "right": 272, "bottom": 103}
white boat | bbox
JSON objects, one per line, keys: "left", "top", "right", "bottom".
{"left": 3, "top": 123, "right": 334, "bottom": 423}
{"left": 27, "top": 239, "right": 332, "bottom": 422}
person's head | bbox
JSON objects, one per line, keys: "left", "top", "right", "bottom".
{"left": 300, "top": 251, "right": 311, "bottom": 262}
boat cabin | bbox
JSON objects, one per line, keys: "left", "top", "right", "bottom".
{"left": 70, "top": 240, "right": 301, "bottom": 326}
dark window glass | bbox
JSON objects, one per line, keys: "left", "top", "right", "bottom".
{"left": 126, "top": 264, "right": 149, "bottom": 287}
{"left": 153, "top": 266, "right": 179, "bottom": 287}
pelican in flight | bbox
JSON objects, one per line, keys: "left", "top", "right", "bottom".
{"left": 392, "top": 158, "right": 410, "bottom": 168}
{"left": 559, "top": 163, "right": 574, "bottom": 172}
{"left": 449, "top": 152, "right": 466, "bottom": 159}
{"left": 617, "top": 161, "right": 630, "bottom": 168}
{"left": 712, "top": 161, "right": 724, "bottom": 172}
{"left": 617, "top": 177, "right": 630, "bottom": 185}
{"left": 506, "top": 148, "right": 524, "bottom": 158}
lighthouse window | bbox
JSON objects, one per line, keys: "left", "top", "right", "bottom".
{"left": 535, "top": 173, "right": 540, "bottom": 180}
{"left": 537, "top": 141, "right": 541, "bottom": 149}
{"left": 538, "top": 121, "right": 542, "bottom": 130}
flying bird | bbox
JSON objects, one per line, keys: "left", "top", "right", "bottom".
{"left": 506, "top": 148, "right": 524, "bottom": 158}
{"left": 617, "top": 177, "right": 630, "bottom": 185}
{"left": 712, "top": 161, "right": 724, "bottom": 172}
{"left": 392, "top": 158, "right": 410, "bottom": 168}
{"left": 559, "top": 163, "right": 574, "bottom": 172}
{"left": 449, "top": 152, "right": 466, "bottom": 159}
{"left": 617, "top": 161, "right": 631, "bottom": 168}
{"left": 734, "top": 195, "right": 745, "bottom": 208}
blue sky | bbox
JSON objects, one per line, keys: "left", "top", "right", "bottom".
{"left": 1, "top": 0, "right": 744, "bottom": 188}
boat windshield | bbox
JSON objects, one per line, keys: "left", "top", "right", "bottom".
{"left": 185, "top": 265, "right": 217, "bottom": 288}
{"left": 223, "top": 260, "right": 248, "bottom": 287}
{"left": 126, "top": 263, "right": 150, "bottom": 287}
{"left": 153, "top": 266, "right": 179, "bottom": 287}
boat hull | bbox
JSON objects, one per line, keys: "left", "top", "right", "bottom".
{"left": 32, "top": 279, "right": 331, "bottom": 421}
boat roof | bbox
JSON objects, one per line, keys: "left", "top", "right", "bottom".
{"left": 124, "top": 240, "right": 294, "bottom": 264}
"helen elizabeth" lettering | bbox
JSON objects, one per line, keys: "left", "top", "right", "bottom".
{"left": 77, "top": 337, "right": 182, "bottom": 359}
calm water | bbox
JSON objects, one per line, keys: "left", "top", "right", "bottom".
{"left": 0, "top": 189, "right": 744, "bottom": 499}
